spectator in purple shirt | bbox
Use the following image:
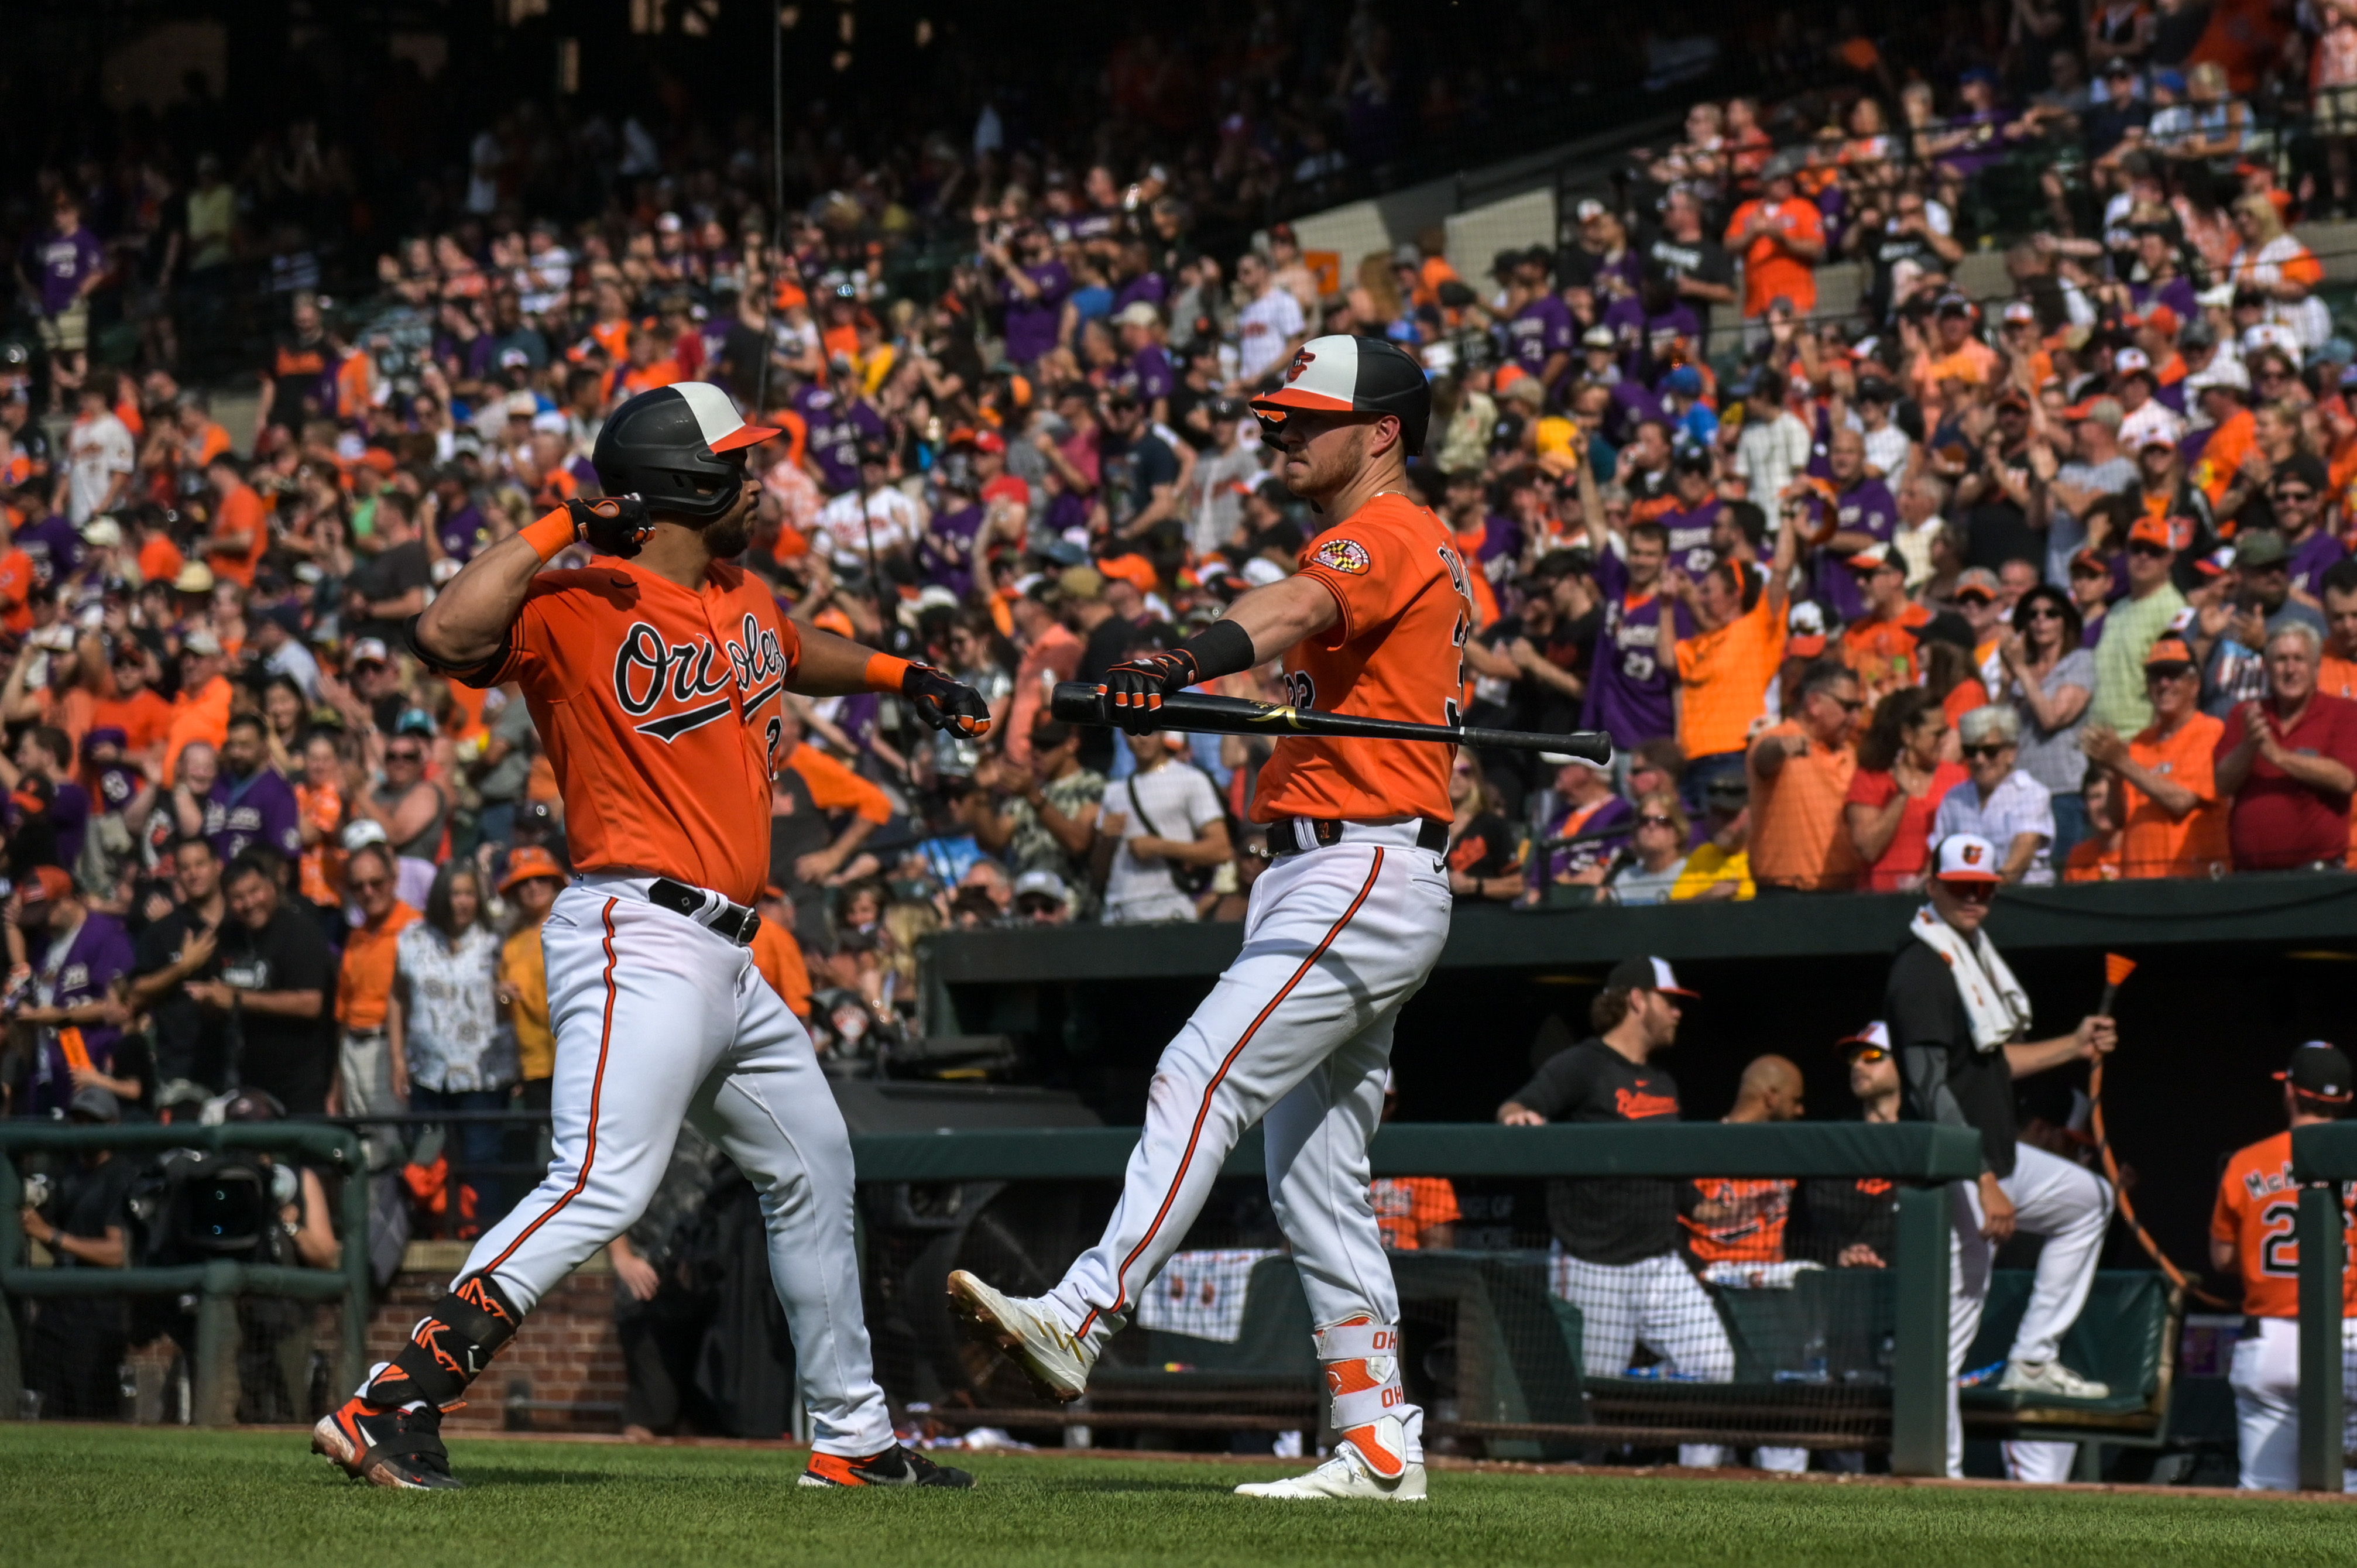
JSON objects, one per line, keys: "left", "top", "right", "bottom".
{"left": 1536, "top": 755, "right": 1636, "bottom": 891}
{"left": 794, "top": 362, "right": 888, "bottom": 495}
{"left": 5, "top": 726, "right": 91, "bottom": 876}
{"left": 14, "top": 512, "right": 82, "bottom": 587}
{"left": 204, "top": 713, "right": 304, "bottom": 866}
{"left": 16, "top": 196, "right": 106, "bottom": 402}
{"left": 1505, "top": 249, "right": 1577, "bottom": 395}
{"left": 1582, "top": 517, "right": 1693, "bottom": 753}
{"left": 1655, "top": 450, "right": 1723, "bottom": 578}
{"left": 1109, "top": 239, "right": 1168, "bottom": 315}
{"left": 1113, "top": 302, "right": 1176, "bottom": 423}
{"left": 985, "top": 226, "right": 1071, "bottom": 368}
{"left": 2269, "top": 455, "right": 2345, "bottom": 598}
{"left": 1811, "top": 427, "right": 1899, "bottom": 624}
{"left": 12, "top": 865, "right": 139, "bottom": 1118}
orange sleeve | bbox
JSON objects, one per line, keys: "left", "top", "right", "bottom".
{"left": 2285, "top": 246, "right": 2326, "bottom": 289}
{"left": 1296, "top": 514, "right": 1424, "bottom": 649}
{"left": 788, "top": 744, "right": 893, "bottom": 824}
{"left": 476, "top": 574, "right": 603, "bottom": 695}
{"left": 755, "top": 922, "right": 812, "bottom": 1018}
{"left": 1723, "top": 202, "right": 1754, "bottom": 249}
{"left": 1788, "top": 201, "right": 1825, "bottom": 245}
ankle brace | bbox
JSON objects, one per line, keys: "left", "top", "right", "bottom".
{"left": 365, "top": 1273, "right": 522, "bottom": 1409}
{"left": 1314, "top": 1318, "right": 1408, "bottom": 1446}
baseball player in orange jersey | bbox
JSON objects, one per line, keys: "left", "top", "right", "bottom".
{"left": 311, "top": 382, "right": 989, "bottom": 1491}
{"left": 950, "top": 337, "right": 1481, "bottom": 1502}
{"left": 2210, "top": 1042, "right": 2357, "bottom": 1492}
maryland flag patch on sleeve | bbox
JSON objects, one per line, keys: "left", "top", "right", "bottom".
{"left": 1310, "top": 537, "right": 1371, "bottom": 575}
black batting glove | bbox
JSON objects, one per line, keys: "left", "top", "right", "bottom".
{"left": 901, "top": 663, "right": 992, "bottom": 738}
{"left": 565, "top": 495, "right": 654, "bottom": 558}
{"left": 1097, "top": 649, "right": 1199, "bottom": 730}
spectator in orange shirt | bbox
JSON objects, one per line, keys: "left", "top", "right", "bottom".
{"left": 2081, "top": 636, "right": 2231, "bottom": 877}
{"left": 132, "top": 502, "right": 184, "bottom": 588}
{"left": 328, "top": 843, "right": 418, "bottom": 1161}
{"left": 162, "top": 630, "right": 233, "bottom": 784}
{"left": 91, "top": 639, "right": 173, "bottom": 764}
{"left": 1843, "top": 544, "right": 1931, "bottom": 698}
{"left": 1723, "top": 150, "right": 1827, "bottom": 321}
{"left": 2061, "top": 773, "right": 2124, "bottom": 882}
{"left": 1672, "top": 511, "right": 1798, "bottom": 800}
{"left": 1370, "top": 1071, "right": 1458, "bottom": 1253}
{"left": 2320, "top": 557, "right": 2357, "bottom": 700}
{"left": 2186, "top": 358, "right": 2256, "bottom": 505}
{"left": 199, "top": 454, "right": 269, "bottom": 588}
{"left": 1748, "top": 661, "right": 1868, "bottom": 892}
{"left": 752, "top": 884, "right": 814, "bottom": 1020}
{"left": 0, "top": 524, "right": 35, "bottom": 637}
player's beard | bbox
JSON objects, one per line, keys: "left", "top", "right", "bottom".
{"left": 699, "top": 492, "right": 756, "bottom": 559}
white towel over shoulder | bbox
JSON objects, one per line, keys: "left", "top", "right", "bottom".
{"left": 1909, "top": 904, "right": 2030, "bottom": 1052}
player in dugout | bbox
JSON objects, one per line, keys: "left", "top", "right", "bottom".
{"left": 2211, "top": 1042, "right": 2357, "bottom": 1492}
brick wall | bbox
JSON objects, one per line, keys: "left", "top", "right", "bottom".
{"left": 365, "top": 1241, "right": 625, "bottom": 1433}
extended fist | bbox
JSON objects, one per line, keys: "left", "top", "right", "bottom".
{"left": 565, "top": 495, "right": 654, "bottom": 558}
{"left": 1097, "top": 650, "right": 1199, "bottom": 730}
{"left": 901, "top": 664, "right": 991, "bottom": 738}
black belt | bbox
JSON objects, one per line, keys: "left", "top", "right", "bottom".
{"left": 648, "top": 877, "right": 761, "bottom": 946}
{"left": 1272, "top": 819, "right": 1450, "bottom": 857}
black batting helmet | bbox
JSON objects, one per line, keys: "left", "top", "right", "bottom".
{"left": 590, "top": 383, "right": 779, "bottom": 524}
{"left": 1248, "top": 335, "right": 1432, "bottom": 456}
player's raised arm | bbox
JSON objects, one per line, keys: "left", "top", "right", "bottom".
{"left": 411, "top": 497, "right": 651, "bottom": 669}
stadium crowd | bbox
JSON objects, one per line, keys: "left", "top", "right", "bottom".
{"left": 8, "top": 1, "right": 2357, "bottom": 1148}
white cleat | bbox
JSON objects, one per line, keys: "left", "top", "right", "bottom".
{"left": 1234, "top": 1439, "right": 1428, "bottom": 1502}
{"left": 1998, "top": 1358, "right": 2109, "bottom": 1399}
{"left": 945, "top": 1270, "right": 1096, "bottom": 1403}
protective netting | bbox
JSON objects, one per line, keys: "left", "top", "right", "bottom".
{"left": 863, "top": 1171, "right": 1906, "bottom": 1464}
{"left": 6, "top": 1144, "right": 353, "bottom": 1426}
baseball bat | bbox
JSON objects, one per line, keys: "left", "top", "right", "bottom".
{"left": 1050, "top": 682, "right": 1614, "bottom": 763}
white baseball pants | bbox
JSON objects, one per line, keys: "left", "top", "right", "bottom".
{"left": 455, "top": 875, "right": 894, "bottom": 1458}
{"left": 2229, "top": 1316, "right": 2357, "bottom": 1492}
{"left": 1549, "top": 1250, "right": 1738, "bottom": 1467}
{"left": 1042, "top": 825, "right": 1450, "bottom": 1446}
{"left": 1946, "top": 1144, "right": 2115, "bottom": 1478}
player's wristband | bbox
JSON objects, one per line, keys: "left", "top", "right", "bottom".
{"left": 863, "top": 651, "right": 911, "bottom": 694}
{"left": 521, "top": 508, "right": 581, "bottom": 563}
{"left": 1171, "top": 617, "right": 1257, "bottom": 684}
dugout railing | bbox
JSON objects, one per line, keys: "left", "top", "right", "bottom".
{"left": 848, "top": 1121, "right": 1981, "bottom": 1476}
{"left": 2290, "top": 1123, "right": 2357, "bottom": 1492}
{"left": 0, "top": 1123, "right": 370, "bottom": 1426}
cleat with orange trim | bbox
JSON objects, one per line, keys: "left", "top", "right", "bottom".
{"left": 945, "top": 1270, "right": 1095, "bottom": 1403}
{"left": 311, "top": 1397, "right": 464, "bottom": 1490}
{"left": 1233, "top": 1429, "right": 1427, "bottom": 1501}
{"left": 798, "top": 1444, "right": 975, "bottom": 1488}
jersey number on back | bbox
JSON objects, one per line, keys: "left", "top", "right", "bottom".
{"left": 1438, "top": 544, "right": 1473, "bottom": 730}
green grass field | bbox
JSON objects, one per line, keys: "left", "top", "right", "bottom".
{"left": 4, "top": 1426, "right": 2352, "bottom": 1567}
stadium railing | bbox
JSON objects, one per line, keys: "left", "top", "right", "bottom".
{"left": 0, "top": 1122, "right": 369, "bottom": 1426}
{"left": 848, "top": 1121, "right": 1979, "bottom": 1476}
{"left": 2291, "top": 1122, "right": 2356, "bottom": 1492}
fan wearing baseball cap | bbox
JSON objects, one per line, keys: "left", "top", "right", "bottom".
{"left": 1887, "top": 834, "right": 2121, "bottom": 1480}
{"left": 2088, "top": 510, "right": 2189, "bottom": 736}
{"left": 2208, "top": 1042, "right": 2357, "bottom": 1492}
{"left": 2078, "top": 636, "right": 2230, "bottom": 877}
{"left": 1497, "top": 957, "right": 1738, "bottom": 1467}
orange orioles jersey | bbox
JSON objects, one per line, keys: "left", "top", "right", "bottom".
{"left": 434, "top": 550, "right": 801, "bottom": 905}
{"left": 1682, "top": 1177, "right": 1796, "bottom": 1264}
{"left": 1253, "top": 493, "right": 1478, "bottom": 826}
{"left": 2210, "top": 1130, "right": 2357, "bottom": 1319}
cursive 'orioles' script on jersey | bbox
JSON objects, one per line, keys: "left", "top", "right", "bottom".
{"left": 440, "top": 555, "right": 802, "bottom": 904}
